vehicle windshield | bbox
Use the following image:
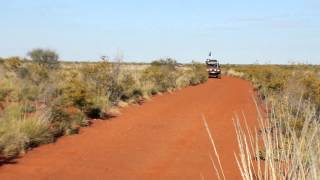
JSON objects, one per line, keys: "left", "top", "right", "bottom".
{"left": 208, "top": 64, "right": 219, "bottom": 68}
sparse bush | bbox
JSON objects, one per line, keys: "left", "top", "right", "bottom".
{"left": 150, "top": 88, "right": 158, "bottom": 96}
{"left": 81, "top": 61, "right": 123, "bottom": 105}
{"left": 176, "top": 71, "right": 192, "bottom": 88}
{"left": 1, "top": 104, "right": 24, "bottom": 120}
{"left": 188, "top": 62, "right": 208, "bottom": 85}
{"left": 16, "top": 66, "right": 30, "bottom": 79}
{"left": 301, "top": 74, "right": 320, "bottom": 110}
{"left": 23, "top": 103, "right": 37, "bottom": 113}
{"left": 50, "top": 107, "right": 72, "bottom": 137}
{"left": 119, "top": 73, "right": 139, "bottom": 101}
{"left": 223, "top": 64, "right": 320, "bottom": 110}
{"left": 107, "top": 81, "right": 124, "bottom": 104}
{"left": 141, "top": 58, "right": 179, "bottom": 92}
{"left": 26, "top": 63, "right": 50, "bottom": 85}
{"left": 85, "top": 106, "right": 102, "bottom": 119}
{"left": 223, "top": 68, "right": 245, "bottom": 78}
{"left": 81, "top": 61, "right": 113, "bottom": 93}
{"left": 132, "top": 88, "right": 143, "bottom": 99}
{"left": 18, "top": 85, "right": 40, "bottom": 101}
{"left": 60, "top": 72, "right": 91, "bottom": 109}
{"left": 0, "top": 88, "right": 12, "bottom": 101}
{"left": 89, "top": 95, "right": 111, "bottom": 118}
{"left": 3, "top": 57, "right": 23, "bottom": 71}
{"left": 50, "top": 107, "right": 88, "bottom": 137}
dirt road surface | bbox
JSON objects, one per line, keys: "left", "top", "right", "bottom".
{"left": 0, "top": 77, "right": 259, "bottom": 180}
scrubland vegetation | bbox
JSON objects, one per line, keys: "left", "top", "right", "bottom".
{"left": 0, "top": 50, "right": 208, "bottom": 162}
{"left": 223, "top": 65, "right": 320, "bottom": 179}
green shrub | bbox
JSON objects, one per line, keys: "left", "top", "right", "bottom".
{"left": 141, "top": 58, "right": 179, "bottom": 92}
{"left": 50, "top": 107, "right": 71, "bottom": 137}
{"left": 119, "top": 73, "right": 139, "bottom": 101}
{"left": 19, "top": 115, "right": 53, "bottom": 148}
{"left": 23, "top": 103, "right": 37, "bottom": 113}
{"left": 64, "top": 110, "right": 88, "bottom": 135}
{"left": 0, "top": 79, "right": 15, "bottom": 101}
{"left": 107, "top": 81, "right": 124, "bottom": 104}
{"left": 50, "top": 107, "right": 88, "bottom": 137}
{"left": 81, "top": 61, "right": 113, "bottom": 93}
{"left": 150, "top": 88, "right": 158, "bottom": 96}
{"left": 2, "top": 104, "right": 24, "bottom": 120}
{"left": 26, "top": 63, "right": 50, "bottom": 85}
{"left": 85, "top": 106, "right": 102, "bottom": 119}
{"left": 3, "top": 57, "right": 22, "bottom": 71}
{"left": 301, "top": 74, "right": 320, "bottom": 109}
{"left": 81, "top": 61, "right": 123, "bottom": 105}
{"left": 223, "top": 64, "right": 320, "bottom": 116}
{"left": 16, "top": 66, "right": 30, "bottom": 79}
{"left": 60, "top": 73, "right": 91, "bottom": 108}
{"left": 132, "top": 88, "right": 143, "bottom": 98}
{"left": 0, "top": 105, "right": 52, "bottom": 159}
{"left": 0, "top": 89, "right": 11, "bottom": 101}
{"left": 188, "top": 62, "right": 208, "bottom": 85}
{"left": 88, "top": 95, "right": 110, "bottom": 118}
{"left": 16, "top": 85, "right": 39, "bottom": 101}
{"left": 0, "top": 130, "right": 27, "bottom": 159}
{"left": 176, "top": 72, "right": 192, "bottom": 88}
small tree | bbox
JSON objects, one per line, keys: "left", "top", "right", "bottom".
{"left": 28, "top": 49, "right": 60, "bottom": 69}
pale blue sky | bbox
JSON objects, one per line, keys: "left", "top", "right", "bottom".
{"left": 1, "top": 0, "right": 319, "bottom": 64}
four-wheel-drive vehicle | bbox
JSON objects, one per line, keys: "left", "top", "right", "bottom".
{"left": 206, "top": 59, "right": 221, "bottom": 78}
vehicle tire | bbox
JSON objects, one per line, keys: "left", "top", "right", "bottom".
{"left": 218, "top": 74, "right": 222, "bottom": 79}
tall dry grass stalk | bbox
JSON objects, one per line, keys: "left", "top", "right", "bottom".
{"left": 203, "top": 117, "right": 226, "bottom": 180}
{"left": 234, "top": 99, "right": 320, "bottom": 180}
{"left": 204, "top": 98, "right": 320, "bottom": 180}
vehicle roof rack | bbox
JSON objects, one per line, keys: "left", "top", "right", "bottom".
{"left": 206, "top": 59, "right": 219, "bottom": 65}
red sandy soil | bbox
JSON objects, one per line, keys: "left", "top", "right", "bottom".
{"left": 0, "top": 77, "right": 259, "bottom": 180}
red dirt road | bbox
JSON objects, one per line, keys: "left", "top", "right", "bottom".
{"left": 0, "top": 77, "right": 259, "bottom": 180}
